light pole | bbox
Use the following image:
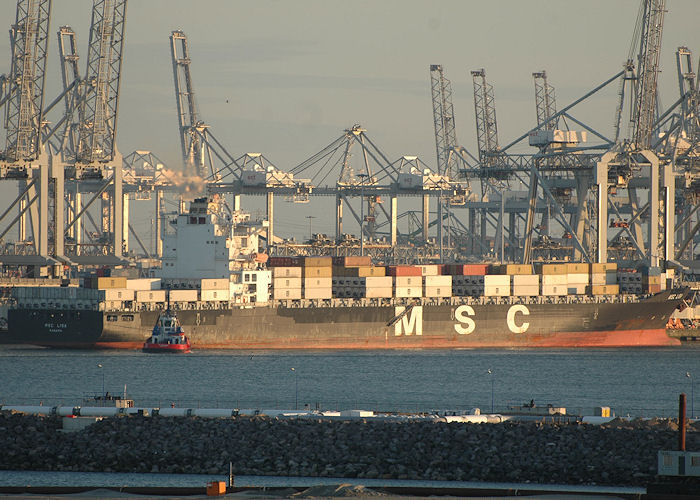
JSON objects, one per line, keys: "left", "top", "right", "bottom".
{"left": 291, "top": 367, "right": 298, "bottom": 410}
{"left": 358, "top": 174, "right": 367, "bottom": 256}
{"left": 487, "top": 369, "right": 494, "bottom": 413}
{"left": 687, "top": 372, "right": 694, "bottom": 418}
{"left": 97, "top": 364, "right": 105, "bottom": 399}
{"left": 306, "top": 215, "right": 316, "bottom": 242}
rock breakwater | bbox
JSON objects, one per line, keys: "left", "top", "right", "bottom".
{"left": 1, "top": 411, "right": 698, "bottom": 486}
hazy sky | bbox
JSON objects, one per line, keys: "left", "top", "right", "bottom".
{"left": 1, "top": 0, "right": 699, "bottom": 242}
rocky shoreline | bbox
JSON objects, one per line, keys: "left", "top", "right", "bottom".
{"left": 0, "top": 411, "right": 698, "bottom": 486}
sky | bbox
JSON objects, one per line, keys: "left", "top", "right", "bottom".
{"left": 1, "top": 0, "right": 700, "bottom": 244}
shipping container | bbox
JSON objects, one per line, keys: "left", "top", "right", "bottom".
{"left": 536, "top": 264, "right": 568, "bottom": 275}
{"left": 169, "top": 289, "right": 198, "bottom": 302}
{"left": 588, "top": 284, "right": 620, "bottom": 295}
{"left": 590, "top": 272, "right": 617, "bottom": 285}
{"left": 302, "top": 256, "right": 333, "bottom": 267}
{"left": 423, "top": 275, "right": 452, "bottom": 287}
{"left": 332, "top": 256, "right": 372, "bottom": 267}
{"left": 394, "top": 286, "right": 422, "bottom": 298}
{"left": 362, "top": 276, "right": 393, "bottom": 288}
{"left": 567, "top": 284, "right": 587, "bottom": 295}
{"left": 364, "top": 287, "right": 393, "bottom": 298}
{"left": 272, "top": 267, "right": 302, "bottom": 278}
{"left": 200, "top": 289, "right": 230, "bottom": 301}
{"left": 135, "top": 290, "right": 167, "bottom": 302}
{"left": 448, "top": 264, "right": 489, "bottom": 276}
{"left": 267, "top": 256, "right": 300, "bottom": 267}
{"left": 303, "top": 277, "right": 332, "bottom": 289}
{"left": 642, "top": 275, "right": 662, "bottom": 285}
{"left": 512, "top": 274, "right": 539, "bottom": 286}
{"left": 541, "top": 274, "right": 567, "bottom": 285}
{"left": 303, "top": 287, "right": 332, "bottom": 299}
{"left": 484, "top": 285, "right": 510, "bottom": 297}
{"left": 591, "top": 263, "right": 617, "bottom": 273}
{"left": 511, "top": 285, "right": 540, "bottom": 297}
{"left": 566, "top": 273, "right": 589, "bottom": 285}
{"left": 125, "top": 278, "right": 161, "bottom": 291}
{"left": 303, "top": 266, "right": 333, "bottom": 278}
{"left": 272, "top": 288, "right": 302, "bottom": 300}
{"left": 104, "top": 288, "right": 134, "bottom": 301}
{"left": 386, "top": 265, "right": 422, "bottom": 277}
{"left": 418, "top": 265, "right": 440, "bottom": 276}
{"left": 565, "top": 263, "right": 590, "bottom": 274}
{"left": 273, "top": 277, "right": 302, "bottom": 289}
{"left": 394, "top": 276, "right": 422, "bottom": 287}
{"left": 201, "top": 278, "right": 229, "bottom": 290}
{"left": 490, "top": 264, "right": 533, "bottom": 275}
{"left": 484, "top": 275, "right": 510, "bottom": 287}
{"left": 423, "top": 286, "right": 451, "bottom": 298}
{"left": 541, "top": 284, "right": 567, "bottom": 296}
{"left": 338, "top": 266, "right": 386, "bottom": 277}
{"left": 94, "top": 277, "right": 127, "bottom": 289}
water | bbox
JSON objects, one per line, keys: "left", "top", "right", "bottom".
{"left": 0, "top": 470, "right": 646, "bottom": 495}
{"left": 1, "top": 344, "right": 700, "bottom": 416}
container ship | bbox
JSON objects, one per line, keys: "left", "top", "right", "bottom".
{"left": 0, "top": 198, "right": 688, "bottom": 349}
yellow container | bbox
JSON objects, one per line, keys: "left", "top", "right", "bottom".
{"left": 591, "top": 262, "right": 617, "bottom": 273}
{"left": 302, "top": 266, "right": 332, "bottom": 278}
{"left": 302, "top": 256, "right": 333, "bottom": 267}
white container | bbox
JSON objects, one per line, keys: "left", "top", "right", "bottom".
{"left": 512, "top": 285, "right": 540, "bottom": 297}
{"left": 135, "top": 290, "right": 167, "bottom": 302}
{"left": 423, "top": 275, "right": 452, "bottom": 287}
{"left": 273, "top": 288, "right": 302, "bottom": 300}
{"left": 419, "top": 265, "right": 439, "bottom": 276}
{"left": 169, "top": 289, "right": 198, "bottom": 302}
{"left": 364, "top": 287, "right": 393, "bottom": 298}
{"left": 394, "top": 286, "right": 422, "bottom": 298}
{"left": 303, "top": 277, "right": 332, "bottom": 289}
{"left": 363, "top": 276, "right": 393, "bottom": 288}
{"left": 512, "top": 274, "right": 539, "bottom": 286}
{"left": 201, "top": 278, "right": 229, "bottom": 290}
{"left": 200, "top": 289, "right": 230, "bottom": 301}
{"left": 103, "top": 288, "right": 134, "bottom": 301}
{"left": 484, "top": 285, "right": 509, "bottom": 297}
{"left": 566, "top": 273, "right": 589, "bottom": 285}
{"left": 484, "top": 275, "right": 509, "bottom": 287}
{"left": 394, "top": 276, "right": 421, "bottom": 288}
{"left": 126, "top": 278, "right": 161, "bottom": 291}
{"left": 273, "top": 277, "right": 302, "bottom": 289}
{"left": 542, "top": 274, "right": 567, "bottom": 285}
{"left": 272, "top": 267, "right": 302, "bottom": 278}
{"left": 541, "top": 284, "right": 567, "bottom": 296}
{"left": 424, "top": 286, "right": 451, "bottom": 297}
{"left": 303, "top": 287, "right": 332, "bottom": 299}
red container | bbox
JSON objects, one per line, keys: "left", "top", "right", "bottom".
{"left": 448, "top": 264, "right": 490, "bottom": 275}
{"left": 386, "top": 265, "right": 422, "bottom": 277}
{"left": 267, "top": 256, "right": 300, "bottom": 267}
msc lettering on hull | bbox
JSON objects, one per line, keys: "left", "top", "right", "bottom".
{"left": 394, "top": 306, "right": 423, "bottom": 336}
{"left": 453, "top": 304, "right": 531, "bottom": 335}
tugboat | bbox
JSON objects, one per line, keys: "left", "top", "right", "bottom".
{"left": 142, "top": 310, "right": 191, "bottom": 353}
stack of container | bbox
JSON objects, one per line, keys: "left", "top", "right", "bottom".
{"left": 200, "top": 278, "right": 230, "bottom": 302}
{"left": 272, "top": 266, "right": 302, "bottom": 300}
{"left": 539, "top": 264, "right": 567, "bottom": 296}
{"left": 333, "top": 276, "right": 393, "bottom": 298}
{"left": 565, "top": 263, "right": 590, "bottom": 295}
{"left": 302, "top": 257, "right": 332, "bottom": 299}
{"left": 449, "top": 264, "right": 489, "bottom": 297}
{"left": 641, "top": 266, "right": 663, "bottom": 294}
{"left": 423, "top": 274, "right": 452, "bottom": 298}
{"left": 387, "top": 266, "right": 422, "bottom": 298}
{"left": 618, "top": 269, "right": 642, "bottom": 294}
{"left": 589, "top": 263, "right": 619, "bottom": 295}
{"left": 483, "top": 274, "right": 510, "bottom": 297}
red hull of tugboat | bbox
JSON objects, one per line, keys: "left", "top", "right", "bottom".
{"left": 142, "top": 342, "right": 191, "bottom": 353}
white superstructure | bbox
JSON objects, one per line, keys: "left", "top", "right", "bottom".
{"left": 159, "top": 197, "right": 265, "bottom": 280}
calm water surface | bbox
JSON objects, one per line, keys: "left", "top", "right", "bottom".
{"left": 1, "top": 345, "right": 699, "bottom": 416}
